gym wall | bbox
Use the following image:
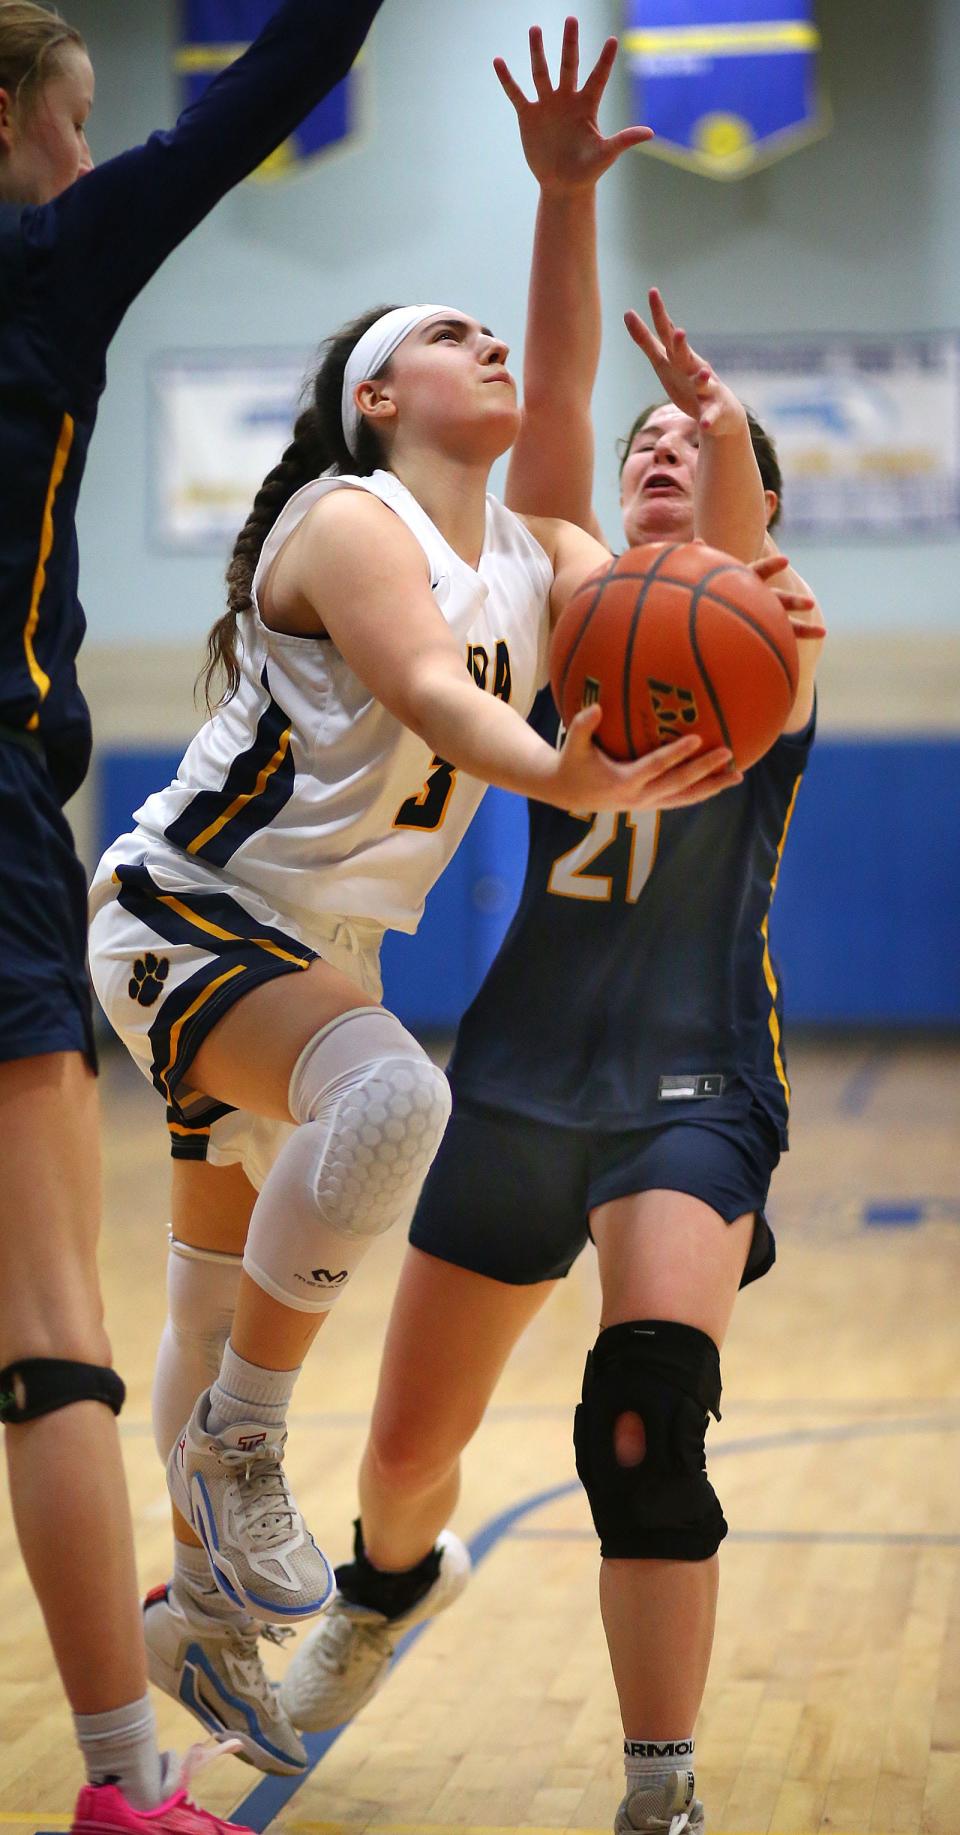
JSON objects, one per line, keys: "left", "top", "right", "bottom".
{"left": 68, "top": 0, "right": 960, "bottom": 1028}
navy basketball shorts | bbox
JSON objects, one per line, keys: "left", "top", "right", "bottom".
{"left": 408, "top": 1093, "right": 781, "bottom": 1287}
{"left": 88, "top": 840, "right": 384, "bottom": 1189}
{"left": 0, "top": 736, "right": 97, "bottom": 1068}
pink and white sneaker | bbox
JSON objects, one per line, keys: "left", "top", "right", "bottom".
{"left": 71, "top": 1740, "right": 254, "bottom": 1835}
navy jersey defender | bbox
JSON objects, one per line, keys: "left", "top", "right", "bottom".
{"left": 410, "top": 685, "right": 814, "bottom": 1289}
{"left": 452, "top": 686, "right": 810, "bottom": 1142}
{"left": 0, "top": 0, "right": 384, "bottom": 1065}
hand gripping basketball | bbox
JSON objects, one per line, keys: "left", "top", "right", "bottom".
{"left": 549, "top": 541, "right": 801, "bottom": 772}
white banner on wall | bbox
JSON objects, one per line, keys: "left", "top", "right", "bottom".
{"left": 152, "top": 352, "right": 308, "bottom": 552}
{"left": 705, "top": 332, "right": 960, "bottom": 536}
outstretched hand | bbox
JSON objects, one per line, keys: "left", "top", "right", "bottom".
{"left": 494, "top": 15, "right": 652, "bottom": 194}
{"left": 547, "top": 705, "right": 742, "bottom": 814}
{"left": 624, "top": 288, "right": 745, "bottom": 439}
{"left": 752, "top": 552, "right": 827, "bottom": 647}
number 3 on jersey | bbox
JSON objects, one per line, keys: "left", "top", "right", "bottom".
{"left": 548, "top": 809, "right": 661, "bottom": 904}
{"left": 394, "top": 755, "right": 458, "bottom": 831}
{"left": 393, "top": 640, "right": 513, "bottom": 833}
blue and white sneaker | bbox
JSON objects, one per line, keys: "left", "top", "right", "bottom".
{"left": 167, "top": 1390, "right": 334, "bottom": 1624}
{"left": 144, "top": 1582, "right": 307, "bottom": 1776}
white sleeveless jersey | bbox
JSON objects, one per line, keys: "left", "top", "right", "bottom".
{"left": 126, "top": 470, "right": 553, "bottom": 935}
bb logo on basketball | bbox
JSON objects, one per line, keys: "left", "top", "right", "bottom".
{"left": 648, "top": 678, "right": 698, "bottom": 742}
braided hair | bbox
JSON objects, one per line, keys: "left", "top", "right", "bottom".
{"left": 202, "top": 304, "right": 400, "bottom": 708}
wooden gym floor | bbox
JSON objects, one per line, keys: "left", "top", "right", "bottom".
{"left": 1, "top": 1036, "right": 958, "bottom": 1835}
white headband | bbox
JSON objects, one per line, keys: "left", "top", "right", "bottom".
{"left": 341, "top": 304, "right": 448, "bottom": 458}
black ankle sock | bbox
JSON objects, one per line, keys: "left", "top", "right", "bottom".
{"left": 335, "top": 1518, "right": 442, "bottom": 1620}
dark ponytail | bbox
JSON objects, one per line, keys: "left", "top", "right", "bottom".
{"left": 202, "top": 303, "right": 401, "bottom": 709}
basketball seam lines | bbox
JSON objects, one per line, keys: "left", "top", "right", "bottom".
{"left": 622, "top": 544, "right": 682, "bottom": 757}
{"left": 557, "top": 555, "right": 621, "bottom": 713}
{"left": 688, "top": 573, "right": 733, "bottom": 753}
{"left": 608, "top": 569, "right": 796, "bottom": 695}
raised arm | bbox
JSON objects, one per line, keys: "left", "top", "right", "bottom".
{"left": 757, "top": 544, "right": 826, "bottom": 733}
{"left": 624, "top": 289, "right": 767, "bottom": 563}
{"left": 273, "top": 490, "right": 740, "bottom": 814}
{"left": 39, "top": 0, "right": 384, "bottom": 365}
{"left": 496, "top": 19, "right": 651, "bottom": 533}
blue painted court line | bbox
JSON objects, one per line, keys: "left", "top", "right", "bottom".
{"left": 838, "top": 1047, "right": 889, "bottom": 1117}
{"left": 231, "top": 1481, "right": 575, "bottom": 1833}
{"left": 33, "top": 1415, "right": 960, "bottom": 1834}
{"left": 864, "top": 1201, "right": 923, "bottom": 1227}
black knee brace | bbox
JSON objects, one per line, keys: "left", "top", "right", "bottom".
{"left": 0, "top": 1358, "right": 126, "bottom": 1425}
{"left": 573, "top": 1320, "right": 726, "bottom": 1561}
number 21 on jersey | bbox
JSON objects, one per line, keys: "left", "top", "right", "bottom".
{"left": 547, "top": 809, "right": 661, "bottom": 904}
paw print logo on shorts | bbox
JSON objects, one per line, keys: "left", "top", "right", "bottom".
{"left": 128, "top": 953, "right": 170, "bottom": 1008}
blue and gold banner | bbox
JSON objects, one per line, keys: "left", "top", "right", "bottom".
{"left": 177, "top": 1, "right": 358, "bottom": 180}
{"left": 623, "top": 2, "right": 826, "bottom": 179}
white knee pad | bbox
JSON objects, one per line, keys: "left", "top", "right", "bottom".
{"left": 242, "top": 1007, "right": 451, "bottom": 1313}
{"left": 289, "top": 1007, "right": 452, "bottom": 1239}
{"left": 151, "top": 1237, "right": 242, "bottom": 1459}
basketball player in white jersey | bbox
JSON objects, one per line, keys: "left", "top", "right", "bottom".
{"left": 88, "top": 293, "right": 760, "bottom": 1770}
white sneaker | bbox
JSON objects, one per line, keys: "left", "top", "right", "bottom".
{"left": 167, "top": 1391, "right": 334, "bottom": 1624}
{"left": 280, "top": 1529, "right": 471, "bottom": 1731}
{"left": 143, "top": 1581, "right": 307, "bottom": 1776}
{"left": 614, "top": 1770, "right": 705, "bottom": 1834}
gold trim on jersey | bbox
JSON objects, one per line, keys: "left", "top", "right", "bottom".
{"left": 760, "top": 774, "right": 803, "bottom": 1105}
{"left": 24, "top": 415, "right": 74, "bottom": 729}
{"left": 185, "top": 726, "right": 292, "bottom": 857}
{"left": 115, "top": 876, "right": 308, "bottom": 970}
{"left": 158, "top": 963, "right": 248, "bottom": 1103}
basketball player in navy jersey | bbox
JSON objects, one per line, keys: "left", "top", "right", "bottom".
{"left": 279, "top": 24, "right": 825, "bottom": 1835}
{"left": 0, "top": 4, "right": 385, "bottom": 1824}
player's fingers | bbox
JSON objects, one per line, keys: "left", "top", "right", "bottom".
{"left": 648, "top": 287, "right": 678, "bottom": 347}
{"left": 610, "top": 734, "right": 711, "bottom": 791}
{"left": 604, "top": 125, "right": 655, "bottom": 157}
{"left": 493, "top": 57, "right": 529, "bottom": 111}
{"left": 529, "top": 25, "right": 553, "bottom": 99}
{"left": 558, "top": 15, "right": 581, "bottom": 90}
{"left": 788, "top": 616, "right": 827, "bottom": 640}
{"left": 581, "top": 33, "right": 618, "bottom": 102}
{"left": 647, "top": 746, "right": 736, "bottom": 793}
{"left": 563, "top": 703, "right": 604, "bottom": 748}
{"left": 623, "top": 310, "right": 663, "bottom": 363}
{"left": 752, "top": 553, "right": 789, "bottom": 580}
{"left": 656, "top": 768, "right": 744, "bottom": 808}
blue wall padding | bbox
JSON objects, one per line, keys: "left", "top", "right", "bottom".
{"left": 95, "top": 740, "right": 960, "bottom": 1031}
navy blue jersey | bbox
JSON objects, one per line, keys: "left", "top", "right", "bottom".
{"left": 448, "top": 690, "right": 815, "bottom": 1146}
{"left": 0, "top": 0, "right": 381, "bottom": 804}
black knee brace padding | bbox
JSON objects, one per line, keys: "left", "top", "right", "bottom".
{"left": 0, "top": 1358, "right": 126, "bottom": 1425}
{"left": 573, "top": 1320, "right": 726, "bottom": 1561}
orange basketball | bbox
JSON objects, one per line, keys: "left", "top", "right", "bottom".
{"left": 549, "top": 541, "right": 799, "bottom": 770}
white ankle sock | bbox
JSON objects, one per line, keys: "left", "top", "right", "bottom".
{"left": 74, "top": 1692, "right": 164, "bottom": 1809}
{"left": 206, "top": 1341, "right": 299, "bottom": 1436}
{"left": 624, "top": 1736, "right": 695, "bottom": 1796}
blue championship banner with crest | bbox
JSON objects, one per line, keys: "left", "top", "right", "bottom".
{"left": 177, "top": 1, "right": 359, "bottom": 180}
{"left": 623, "top": 2, "right": 826, "bottom": 179}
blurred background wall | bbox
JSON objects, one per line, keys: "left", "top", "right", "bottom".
{"left": 67, "top": 0, "right": 960, "bottom": 1030}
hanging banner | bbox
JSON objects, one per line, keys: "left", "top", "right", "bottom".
{"left": 177, "top": 1, "right": 360, "bottom": 180}
{"left": 623, "top": 1, "right": 826, "bottom": 179}
{"left": 704, "top": 332, "right": 960, "bottom": 536}
{"left": 151, "top": 350, "right": 306, "bottom": 552}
